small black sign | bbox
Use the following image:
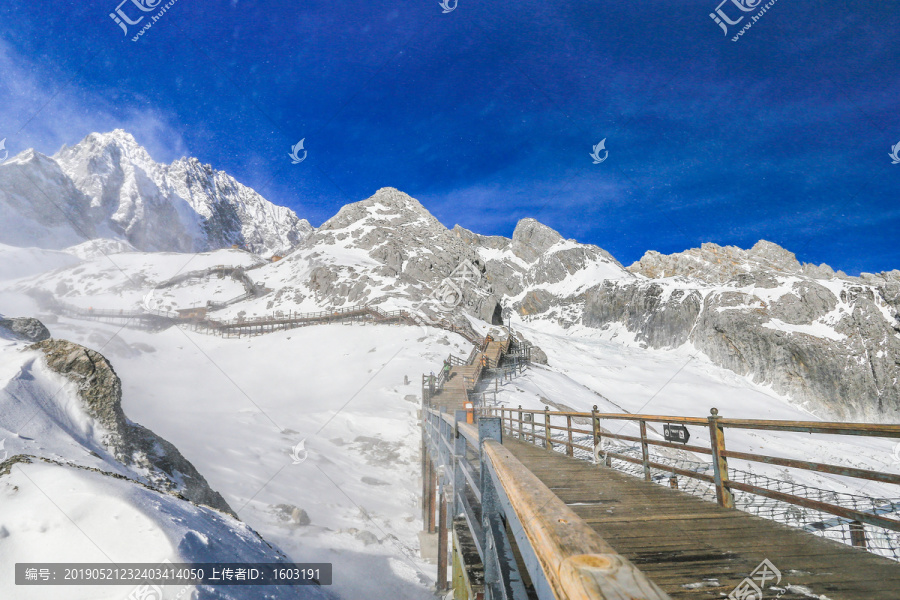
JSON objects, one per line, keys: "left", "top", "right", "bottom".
{"left": 663, "top": 424, "right": 690, "bottom": 444}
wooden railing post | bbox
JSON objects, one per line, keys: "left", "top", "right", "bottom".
{"left": 518, "top": 405, "right": 523, "bottom": 440}
{"left": 849, "top": 521, "right": 868, "bottom": 549}
{"left": 426, "top": 455, "right": 436, "bottom": 532}
{"left": 591, "top": 405, "right": 601, "bottom": 465}
{"left": 566, "top": 415, "right": 574, "bottom": 457}
{"left": 639, "top": 420, "right": 651, "bottom": 481}
{"left": 708, "top": 408, "right": 734, "bottom": 508}
{"left": 544, "top": 407, "right": 553, "bottom": 452}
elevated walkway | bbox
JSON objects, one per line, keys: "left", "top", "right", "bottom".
{"left": 504, "top": 436, "right": 900, "bottom": 599}
{"left": 422, "top": 372, "right": 900, "bottom": 599}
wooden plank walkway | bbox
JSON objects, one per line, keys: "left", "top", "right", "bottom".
{"left": 432, "top": 368, "right": 476, "bottom": 413}
{"left": 429, "top": 336, "right": 512, "bottom": 413}
{"left": 502, "top": 437, "right": 900, "bottom": 600}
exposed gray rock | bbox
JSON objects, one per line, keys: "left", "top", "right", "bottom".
{"left": 28, "top": 339, "right": 235, "bottom": 515}
{"left": 580, "top": 244, "right": 900, "bottom": 422}
{"left": 272, "top": 504, "right": 311, "bottom": 526}
{"left": 529, "top": 345, "right": 549, "bottom": 366}
{"left": 0, "top": 317, "right": 51, "bottom": 342}
{"left": 584, "top": 283, "right": 702, "bottom": 348}
{"left": 628, "top": 240, "right": 804, "bottom": 283}
{"left": 511, "top": 218, "right": 564, "bottom": 263}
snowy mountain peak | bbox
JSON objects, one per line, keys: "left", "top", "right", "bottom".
{"left": 56, "top": 129, "right": 156, "bottom": 173}
{"left": 319, "top": 187, "right": 440, "bottom": 232}
{"left": 1, "top": 130, "right": 313, "bottom": 256}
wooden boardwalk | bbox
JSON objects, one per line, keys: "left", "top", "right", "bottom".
{"left": 429, "top": 336, "right": 512, "bottom": 414}
{"left": 503, "top": 437, "right": 900, "bottom": 600}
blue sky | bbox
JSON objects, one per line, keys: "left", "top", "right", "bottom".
{"left": 1, "top": 0, "right": 898, "bottom": 274}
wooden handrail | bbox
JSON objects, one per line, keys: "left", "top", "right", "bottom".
{"left": 482, "top": 440, "right": 670, "bottom": 600}
{"left": 492, "top": 405, "right": 900, "bottom": 538}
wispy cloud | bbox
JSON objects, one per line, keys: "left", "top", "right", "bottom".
{"left": 0, "top": 39, "right": 187, "bottom": 163}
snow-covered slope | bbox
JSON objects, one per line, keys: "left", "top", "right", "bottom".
{"left": 0, "top": 130, "right": 312, "bottom": 255}
{"left": 0, "top": 335, "right": 332, "bottom": 600}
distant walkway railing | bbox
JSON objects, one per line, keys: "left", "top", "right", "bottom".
{"left": 486, "top": 405, "right": 900, "bottom": 560}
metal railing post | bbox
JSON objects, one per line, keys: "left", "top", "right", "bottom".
{"left": 639, "top": 420, "right": 651, "bottom": 481}
{"left": 437, "top": 489, "right": 448, "bottom": 591}
{"left": 453, "top": 409, "right": 467, "bottom": 517}
{"left": 708, "top": 408, "right": 734, "bottom": 508}
{"left": 421, "top": 414, "right": 428, "bottom": 527}
{"left": 478, "top": 417, "right": 503, "bottom": 594}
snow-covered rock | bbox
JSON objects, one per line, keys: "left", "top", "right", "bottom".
{"left": 0, "top": 336, "right": 333, "bottom": 599}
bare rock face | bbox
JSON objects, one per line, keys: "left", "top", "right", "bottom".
{"left": 28, "top": 339, "right": 235, "bottom": 516}
{"left": 297, "top": 187, "right": 504, "bottom": 325}
{"left": 0, "top": 317, "right": 51, "bottom": 342}
{"left": 627, "top": 240, "right": 808, "bottom": 283}
{"left": 577, "top": 242, "right": 900, "bottom": 421}
{"left": 511, "top": 218, "right": 563, "bottom": 263}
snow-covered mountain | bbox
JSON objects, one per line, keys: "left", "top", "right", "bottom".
{"left": 4, "top": 182, "right": 900, "bottom": 421}
{"left": 197, "top": 187, "right": 899, "bottom": 422}
{"left": 2, "top": 185, "right": 900, "bottom": 598}
{"left": 0, "top": 130, "right": 312, "bottom": 255}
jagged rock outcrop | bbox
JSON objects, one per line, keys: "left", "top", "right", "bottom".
{"left": 288, "top": 187, "right": 504, "bottom": 325}
{"left": 576, "top": 242, "right": 900, "bottom": 421}
{"left": 627, "top": 240, "right": 849, "bottom": 283}
{"left": 28, "top": 339, "right": 235, "bottom": 515}
{"left": 0, "top": 317, "right": 51, "bottom": 342}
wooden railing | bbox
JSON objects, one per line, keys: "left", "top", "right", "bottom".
{"left": 422, "top": 408, "right": 670, "bottom": 599}
{"left": 487, "top": 406, "right": 900, "bottom": 545}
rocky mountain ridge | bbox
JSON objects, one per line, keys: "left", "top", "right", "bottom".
{"left": 255, "top": 188, "right": 900, "bottom": 421}
{"left": 4, "top": 158, "right": 898, "bottom": 421}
